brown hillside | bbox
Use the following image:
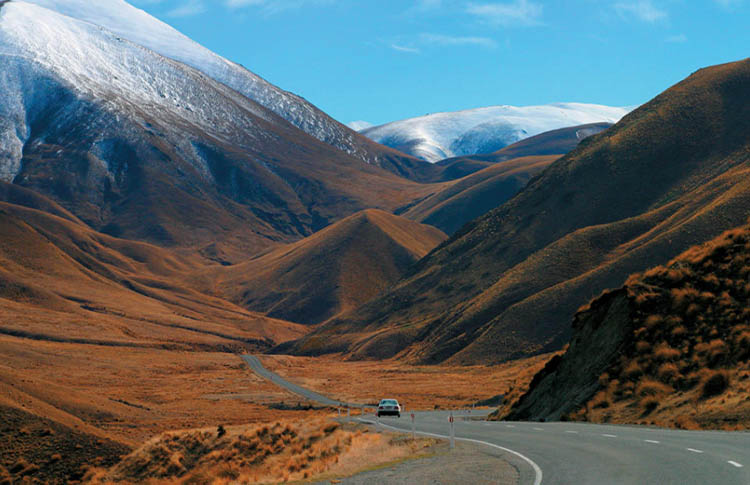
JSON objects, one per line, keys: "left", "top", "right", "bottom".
{"left": 505, "top": 224, "right": 750, "bottom": 429}
{"left": 0, "top": 192, "right": 307, "bottom": 349}
{"left": 198, "top": 209, "right": 446, "bottom": 325}
{"left": 402, "top": 155, "right": 558, "bottom": 235}
{"left": 288, "top": 58, "right": 750, "bottom": 364}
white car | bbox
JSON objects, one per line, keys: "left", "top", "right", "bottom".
{"left": 376, "top": 399, "right": 401, "bottom": 418}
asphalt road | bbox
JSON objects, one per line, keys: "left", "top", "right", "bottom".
{"left": 244, "top": 354, "right": 750, "bottom": 484}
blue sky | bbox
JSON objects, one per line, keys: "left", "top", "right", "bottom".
{"left": 132, "top": 0, "right": 749, "bottom": 127}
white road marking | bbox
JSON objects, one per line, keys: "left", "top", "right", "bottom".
{"left": 728, "top": 461, "right": 743, "bottom": 468}
{"left": 687, "top": 448, "right": 704, "bottom": 454}
{"left": 533, "top": 427, "right": 544, "bottom": 431}
{"left": 506, "top": 424, "right": 516, "bottom": 428}
{"left": 564, "top": 430, "right": 579, "bottom": 434}
{"left": 602, "top": 434, "right": 617, "bottom": 438}
{"left": 365, "top": 419, "right": 543, "bottom": 485}
{"left": 644, "top": 440, "right": 660, "bottom": 444}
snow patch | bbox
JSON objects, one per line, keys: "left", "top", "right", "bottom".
{"left": 362, "top": 103, "right": 633, "bottom": 163}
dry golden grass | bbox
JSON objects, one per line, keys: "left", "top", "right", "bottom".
{"left": 0, "top": 336, "right": 330, "bottom": 446}
{"left": 195, "top": 209, "right": 447, "bottom": 325}
{"left": 261, "top": 353, "right": 555, "bottom": 410}
{"left": 85, "top": 419, "right": 436, "bottom": 484}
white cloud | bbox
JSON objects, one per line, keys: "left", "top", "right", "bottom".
{"left": 391, "top": 44, "right": 421, "bottom": 54}
{"left": 666, "top": 33, "right": 687, "bottom": 43}
{"left": 466, "top": 0, "right": 542, "bottom": 27}
{"left": 167, "top": 0, "right": 205, "bottom": 17}
{"left": 614, "top": 1, "right": 667, "bottom": 23}
{"left": 419, "top": 33, "right": 497, "bottom": 48}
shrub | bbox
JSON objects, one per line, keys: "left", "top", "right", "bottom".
{"left": 657, "top": 363, "right": 679, "bottom": 383}
{"left": 653, "top": 343, "right": 681, "bottom": 361}
{"left": 701, "top": 370, "right": 730, "bottom": 398}
{"left": 217, "top": 425, "right": 226, "bottom": 438}
{"left": 623, "top": 361, "right": 643, "bottom": 380}
{"left": 640, "top": 396, "right": 660, "bottom": 414}
{"left": 636, "top": 379, "right": 672, "bottom": 397}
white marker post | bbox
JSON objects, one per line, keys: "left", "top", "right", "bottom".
{"left": 449, "top": 413, "right": 455, "bottom": 449}
{"left": 411, "top": 412, "right": 416, "bottom": 439}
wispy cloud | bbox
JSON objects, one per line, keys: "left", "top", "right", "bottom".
{"left": 666, "top": 33, "right": 687, "bottom": 43}
{"left": 713, "top": 0, "right": 743, "bottom": 7}
{"left": 391, "top": 44, "right": 421, "bottom": 54}
{"left": 466, "top": 0, "right": 543, "bottom": 27}
{"left": 614, "top": 1, "right": 667, "bottom": 23}
{"left": 419, "top": 33, "right": 498, "bottom": 48}
{"left": 225, "top": 0, "right": 335, "bottom": 14}
{"left": 167, "top": 0, "right": 205, "bottom": 17}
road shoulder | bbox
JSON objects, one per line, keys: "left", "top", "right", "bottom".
{"left": 314, "top": 440, "right": 519, "bottom": 485}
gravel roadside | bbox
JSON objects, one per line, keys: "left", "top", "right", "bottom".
{"left": 315, "top": 440, "right": 520, "bottom": 485}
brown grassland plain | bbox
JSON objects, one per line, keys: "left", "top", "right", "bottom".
{"left": 260, "top": 353, "right": 555, "bottom": 409}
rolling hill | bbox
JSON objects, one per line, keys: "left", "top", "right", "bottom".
{"left": 360, "top": 104, "right": 628, "bottom": 162}
{"left": 287, "top": 58, "right": 750, "bottom": 364}
{"left": 505, "top": 224, "right": 750, "bottom": 429}
{"left": 195, "top": 209, "right": 447, "bottom": 325}
{"left": 401, "top": 155, "right": 559, "bottom": 235}
{"left": 0, "top": 182, "right": 306, "bottom": 350}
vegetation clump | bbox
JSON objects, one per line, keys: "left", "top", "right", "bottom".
{"left": 574, "top": 224, "right": 750, "bottom": 428}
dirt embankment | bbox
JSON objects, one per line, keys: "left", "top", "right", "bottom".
{"left": 504, "top": 224, "right": 750, "bottom": 429}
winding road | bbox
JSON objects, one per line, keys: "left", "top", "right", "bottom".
{"left": 243, "top": 355, "right": 750, "bottom": 484}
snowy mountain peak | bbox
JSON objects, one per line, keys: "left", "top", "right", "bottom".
{"left": 361, "top": 103, "right": 633, "bottom": 163}
{"left": 16, "top": 0, "right": 392, "bottom": 167}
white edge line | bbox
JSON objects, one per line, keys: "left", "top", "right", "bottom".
{"left": 687, "top": 448, "right": 704, "bottom": 454}
{"left": 359, "top": 419, "right": 543, "bottom": 485}
{"left": 728, "top": 461, "right": 743, "bottom": 468}
{"left": 644, "top": 440, "right": 660, "bottom": 444}
{"left": 602, "top": 434, "right": 617, "bottom": 438}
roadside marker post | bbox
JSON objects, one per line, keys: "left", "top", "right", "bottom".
{"left": 449, "top": 413, "right": 455, "bottom": 449}
{"left": 411, "top": 413, "right": 416, "bottom": 439}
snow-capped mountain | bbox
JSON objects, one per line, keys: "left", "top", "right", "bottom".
{"left": 0, "top": 0, "right": 424, "bottom": 253}
{"left": 360, "top": 103, "right": 632, "bottom": 163}
{"left": 18, "top": 0, "right": 418, "bottom": 170}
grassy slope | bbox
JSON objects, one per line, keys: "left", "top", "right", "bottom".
{"left": 196, "top": 209, "right": 446, "bottom": 325}
{"left": 0, "top": 191, "right": 308, "bottom": 349}
{"left": 402, "top": 155, "right": 558, "bottom": 235}
{"left": 505, "top": 224, "right": 750, "bottom": 429}
{"left": 289, "top": 58, "right": 750, "bottom": 364}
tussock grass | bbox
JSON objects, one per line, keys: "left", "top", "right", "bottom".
{"left": 85, "top": 419, "right": 435, "bottom": 484}
{"left": 576, "top": 223, "right": 750, "bottom": 429}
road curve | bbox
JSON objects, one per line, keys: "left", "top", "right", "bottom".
{"left": 244, "top": 354, "right": 750, "bottom": 484}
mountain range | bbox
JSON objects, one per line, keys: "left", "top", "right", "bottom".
{"left": 289, "top": 58, "right": 750, "bottom": 365}
{"left": 360, "top": 104, "right": 630, "bottom": 162}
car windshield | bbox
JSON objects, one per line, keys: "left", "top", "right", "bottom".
{"left": 380, "top": 400, "right": 398, "bottom": 405}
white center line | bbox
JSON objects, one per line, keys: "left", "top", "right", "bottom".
{"left": 687, "top": 448, "right": 704, "bottom": 454}
{"left": 602, "top": 434, "right": 617, "bottom": 438}
{"left": 533, "top": 427, "right": 544, "bottom": 431}
{"left": 728, "top": 461, "right": 743, "bottom": 468}
{"left": 644, "top": 440, "right": 660, "bottom": 444}
{"left": 565, "top": 430, "right": 579, "bottom": 434}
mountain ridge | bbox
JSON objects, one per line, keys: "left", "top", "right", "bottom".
{"left": 287, "top": 58, "right": 750, "bottom": 365}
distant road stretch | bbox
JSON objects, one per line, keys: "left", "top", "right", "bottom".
{"left": 244, "top": 354, "right": 750, "bottom": 484}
